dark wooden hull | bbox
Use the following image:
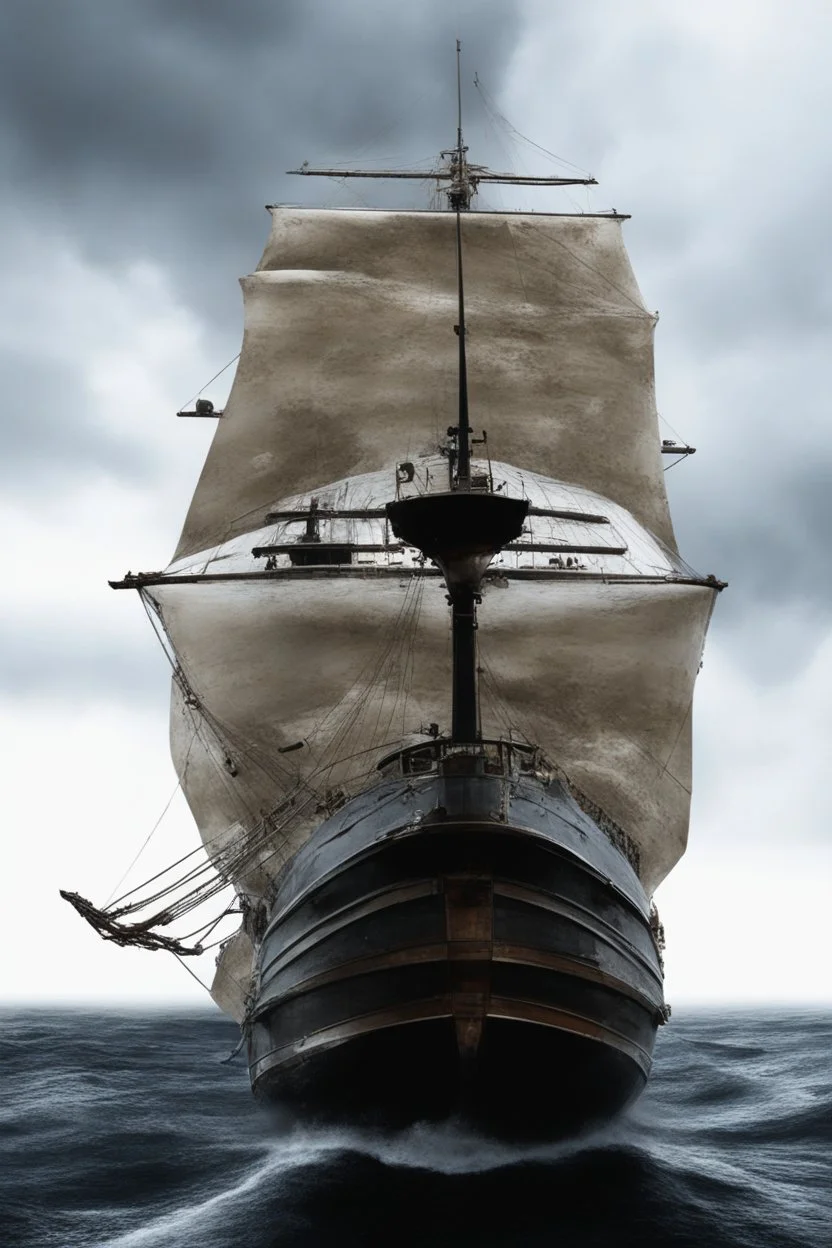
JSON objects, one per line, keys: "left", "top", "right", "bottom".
{"left": 248, "top": 755, "right": 664, "bottom": 1139}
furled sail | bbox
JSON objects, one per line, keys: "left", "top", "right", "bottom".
{"left": 128, "top": 207, "right": 718, "bottom": 1017}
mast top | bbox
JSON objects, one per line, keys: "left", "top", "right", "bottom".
{"left": 288, "top": 43, "right": 596, "bottom": 212}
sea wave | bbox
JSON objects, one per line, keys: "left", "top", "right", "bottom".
{"left": 1, "top": 1008, "right": 829, "bottom": 1247}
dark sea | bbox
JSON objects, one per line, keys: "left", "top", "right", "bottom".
{"left": 1, "top": 1009, "right": 829, "bottom": 1248}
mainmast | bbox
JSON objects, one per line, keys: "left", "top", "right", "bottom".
{"left": 290, "top": 50, "right": 601, "bottom": 745}
{"left": 294, "top": 43, "right": 548, "bottom": 745}
{"left": 453, "top": 40, "right": 472, "bottom": 486}
{"left": 449, "top": 40, "right": 476, "bottom": 741}
{"left": 383, "top": 47, "right": 530, "bottom": 745}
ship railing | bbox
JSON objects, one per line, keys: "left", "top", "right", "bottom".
{"left": 376, "top": 737, "right": 543, "bottom": 780}
{"left": 375, "top": 736, "right": 643, "bottom": 878}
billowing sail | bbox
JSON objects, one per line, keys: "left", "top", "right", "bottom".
{"left": 175, "top": 209, "right": 674, "bottom": 559}
{"left": 143, "top": 207, "right": 717, "bottom": 1018}
{"left": 156, "top": 469, "right": 711, "bottom": 888}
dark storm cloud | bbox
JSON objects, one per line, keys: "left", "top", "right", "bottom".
{"left": 0, "top": 0, "right": 520, "bottom": 319}
{"left": 668, "top": 412, "right": 832, "bottom": 684}
{"left": 0, "top": 0, "right": 521, "bottom": 495}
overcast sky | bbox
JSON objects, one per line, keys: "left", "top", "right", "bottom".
{"left": 2, "top": 0, "right": 830, "bottom": 1008}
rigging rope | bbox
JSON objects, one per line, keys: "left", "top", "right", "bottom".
{"left": 66, "top": 570, "right": 436, "bottom": 958}
{"left": 473, "top": 75, "right": 593, "bottom": 178}
{"left": 104, "top": 777, "right": 182, "bottom": 908}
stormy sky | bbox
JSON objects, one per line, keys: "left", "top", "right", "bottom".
{"left": 2, "top": 0, "right": 830, "bottom": 1006}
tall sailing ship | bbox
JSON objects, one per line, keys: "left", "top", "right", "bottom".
{"left": 64, "top": 56, "right": 722, "bottom": 1136}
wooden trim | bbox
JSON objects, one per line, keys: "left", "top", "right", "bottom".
{"left": 250, "top": 992, "right": 652, "bottom": 1083}
{"left": 445, "top": 877, "right": 493, "bottom": 1060}
{"left": 250, "top": 997, "right": 452, "bottom": 1082}
{"left": 253, "top": 941, "right": 660, "bottom": 1016}
{"left": 258, "top": 880, "right": 437, "bottom": 979}
{"left": 492, "top": 944, "right": 661, "bottom": 1012}
{"left": 493, "top": 881, "right": 663, "bottom": 985}
{"left": 264, "top": 816, "right": 650, "bottom": 934}
{"left": 488, "top": 997, "right": 653, "bottom": 1071}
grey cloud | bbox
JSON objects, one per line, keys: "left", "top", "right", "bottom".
{"left": 669, "top": 224, "right": 832, "bottom": 354}
{"left": 0, "top": 0, "right": 523, "bottom": 512}
{"left": 543, "top": 13, "right": 832, "bottom": 360}
{"left": 2, "top": 353, "right": 156, "bottom": 491}
{"left": 0, "top": 0, "right": 521, "bottom": 319}
{"left": 686, "top": 460, "right": 832, "bottom": 592}
{"left": 664, "top": 333, "right": 832, "bottom": 648}
{"left": 0, "top": 620, "right": 168, "bottom": 704}
{"left": 666, "top": 466, "right": 832, "bottom": 684}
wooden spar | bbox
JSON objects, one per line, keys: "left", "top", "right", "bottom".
{"left": 286, "top": 167, "right": 596, "bottom": 188}
{"left": 505, "top": 543, "right": 628, "bottom": 555}
{"left": 109, "top": 569, "right": 727, "bottom": 590}
{"left": 263, "top": 506, "right": 613, "bottom": 524}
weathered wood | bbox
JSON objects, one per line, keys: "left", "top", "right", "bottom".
{"left": 248, "top": 765, "right": 663, "bottom": 1136}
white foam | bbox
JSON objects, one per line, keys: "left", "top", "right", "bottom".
{"left": 101, "top": 1119, "right": 626, "bottom": 1246}
{"left": 101, "top": 1134, "right": 342, "bottom": 1247}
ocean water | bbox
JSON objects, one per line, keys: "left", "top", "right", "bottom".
{"left": 0, "top": 1009, "right": 828, "bottom": 1247}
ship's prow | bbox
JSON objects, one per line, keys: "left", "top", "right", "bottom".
{"left": 247, "top": 740, "right": 664, "bottom": 1139}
